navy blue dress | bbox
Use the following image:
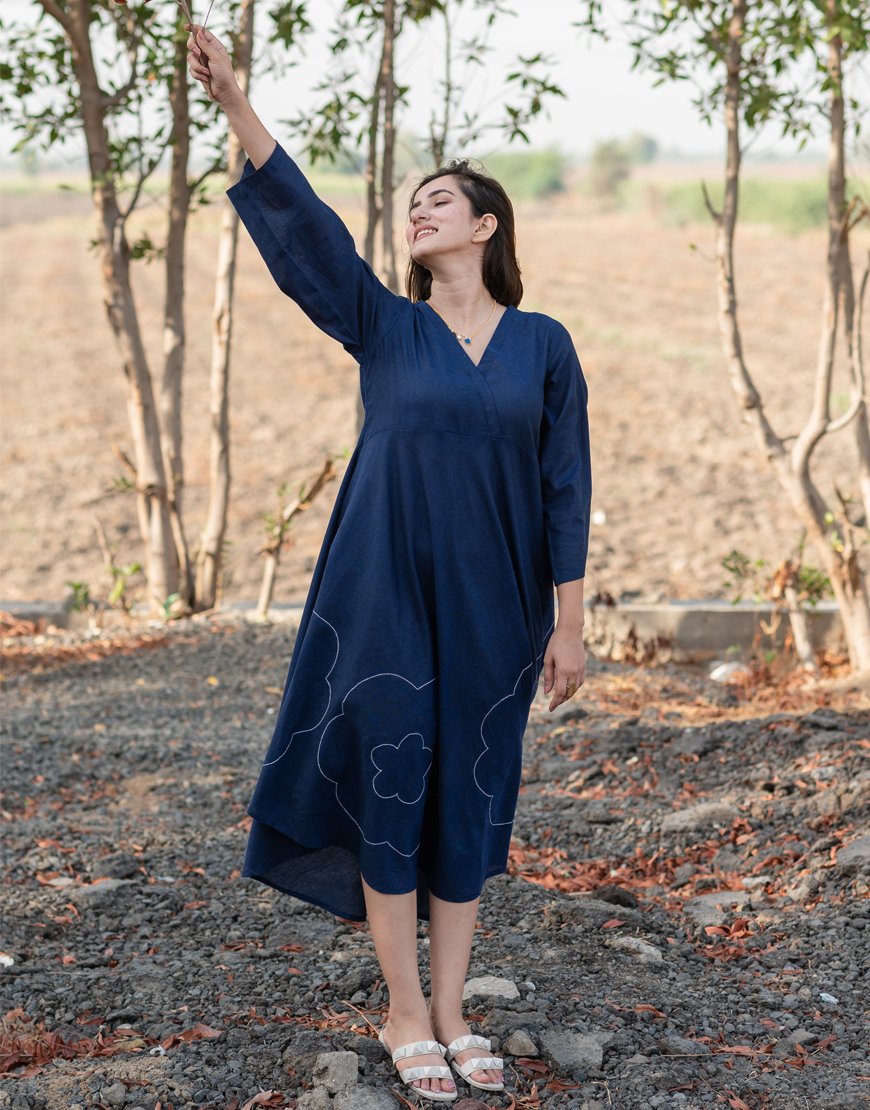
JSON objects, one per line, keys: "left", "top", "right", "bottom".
{"left": 228, "top": 143, "right": 591, "bottom": 922}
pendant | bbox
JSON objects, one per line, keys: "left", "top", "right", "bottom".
{"left": 464, "top": 337, "right": 471, "bottom": 345}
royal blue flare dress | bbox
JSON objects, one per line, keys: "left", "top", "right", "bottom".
{"left": 227, "top": 143, "right": 592, "bottom": 922}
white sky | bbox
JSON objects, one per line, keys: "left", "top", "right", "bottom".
{"left": 3, "top": 0, "right": 860, "bottom": 165}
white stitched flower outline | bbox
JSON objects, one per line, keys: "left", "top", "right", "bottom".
{"left": 371, "top": 732, "right": 433, "bottom": 805}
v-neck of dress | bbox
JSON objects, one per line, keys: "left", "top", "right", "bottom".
{"left": 422, "top": 300, "right": 514, "bottom": 370}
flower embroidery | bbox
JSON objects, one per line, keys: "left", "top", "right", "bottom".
{"left": 371, "top": 733, "right": 433, "bottom": 804}
{"left": 317, "top": 668, "right": 438, "bottom": 857}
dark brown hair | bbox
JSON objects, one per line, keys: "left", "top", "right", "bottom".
{"left": 405, "top": 158, "right": 523, "bottom": 307}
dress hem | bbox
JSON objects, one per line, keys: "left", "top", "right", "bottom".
{"left": 241, "top": 856, "right": 510, "bottom": 923}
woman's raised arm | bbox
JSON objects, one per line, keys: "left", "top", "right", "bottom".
{"left": 188, "top": 26, "right": 275, "bottom": 167}
{"left": 187, "top": 25, "right": 402, "bottom": 363}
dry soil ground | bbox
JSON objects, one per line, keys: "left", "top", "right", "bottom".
{"left": 1, "top": 172, "right": 866, "bottom": 610}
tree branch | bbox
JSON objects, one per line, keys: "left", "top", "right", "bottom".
{"left": 34, "top": 0, "right": 73, "bottom": 35}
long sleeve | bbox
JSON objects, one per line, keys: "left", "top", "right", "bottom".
{"left": 226, "top": 143, "right": 402, "bottom": 364}
{"left": 538, "top": 322, "right": 592, "bottom": 584}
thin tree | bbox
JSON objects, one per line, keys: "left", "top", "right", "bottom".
{"left": 580, "top": 0, "right": 870, "bottom": 671}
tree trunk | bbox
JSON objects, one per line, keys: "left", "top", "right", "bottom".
{"left": 358, "top": 8, "right": 387, "bottom": 435}
{"left": 380, "top": 0, "right": 399, "bottom": 295}
{"left": 709, "top": 0, "right": 870, "bottom": 671}
{"left": 162, "top": 19, "right": 194, "bottom": 612}
{"left": 66, "top": 0, "right": 177, "bottom": 615}
{"left": 196, "top": 0, "right": 256, "bottom": 611}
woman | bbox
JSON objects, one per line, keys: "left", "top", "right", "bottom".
{"left": 188, "top": 25, "right": 591, "bottom": 1103}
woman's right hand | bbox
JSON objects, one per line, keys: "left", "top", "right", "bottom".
{"left": 186, "top": 24, "right": 241, "bottom": 106}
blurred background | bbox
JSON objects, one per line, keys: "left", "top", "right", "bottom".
{"left": 1, "top": 0, "right": 868, "bottom": 663}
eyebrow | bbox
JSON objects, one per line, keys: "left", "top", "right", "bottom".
{"left": 410, "top": 187, "right": 456, "bottom": 210}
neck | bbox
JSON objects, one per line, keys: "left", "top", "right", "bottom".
{"left": 427, "top": 271, "right": 493, "bottom": 330}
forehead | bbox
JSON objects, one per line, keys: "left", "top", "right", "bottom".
{"left": 410, "top": 175, "right": 461, "bottom": 208}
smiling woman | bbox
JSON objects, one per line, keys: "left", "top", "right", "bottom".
{"left": 189, "top": 21, "right": 591, "bottom": 1104}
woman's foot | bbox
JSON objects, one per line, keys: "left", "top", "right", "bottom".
{"left": 380, "top": 1013, "right": 457, "bottom": 1097}
{"left": 428, "top": 1008, "right": 503, "bottom": 1087}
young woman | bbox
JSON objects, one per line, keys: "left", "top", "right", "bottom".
{"left": 189, "top": 25, "right": 591, "bottom": 1103}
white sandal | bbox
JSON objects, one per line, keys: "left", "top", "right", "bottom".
{"left": 377, "top": 1029, "right": 458, "bottom": 1102}
{"left": 443, "top": 1032, "right": 505, "bottom": 1092}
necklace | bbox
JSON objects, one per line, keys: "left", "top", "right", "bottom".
{"left": 427, "top": 298, "right": 498, "bottom": 345}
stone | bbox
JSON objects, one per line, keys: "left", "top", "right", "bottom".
{"left": 503, "top": 1029, "right": 538, "bottom": 1056}
{"left": 661, "top": 802, "right": 734, "bottom": 833}
{"left": 333, "top": 1091, "right": 396, "bottom": 1110}
{"left": 482, "top": 1009, "right": 549, "bottom": 1033}
{"left": 656, "top": 1036, "right": 711, "bottom": 1056}
{"left": 561, "top": 896, "right": 643, "bottom": 927}
{"left": 296, "top": 1090, "right": 332, "bottom": 1110}
{"left": 591, "top": 884, "right": 638, "bottom": 908}
{"left": 684, "top": 891, "right": 747, "bottom": 927}
{"left": 787, "top": 1028, "right": 818, "bottom": 1047}
{"left": 606, "top": 936, "right": 664, "bottom": 964}
{"left": 312, "top": 1050, "right": 358, "bottom": 1093}
{"left": 835, "top": 835, "right": 870, "bottom": 873}
{"left": 539, "top": 1030, "right": 613, "bottom": 1078}
{"left": 462, "top": 975, "right": 519, "bottom": 1002}
{"left": 70, "top": 878, "right": 135, "bottom": 903}
{"left": 99, "top": 1083, "right": 127, "bottom": 1108}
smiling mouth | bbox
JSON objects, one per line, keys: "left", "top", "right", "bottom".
{"left": 414, "top": 228, "right": 437, "bottom": 242}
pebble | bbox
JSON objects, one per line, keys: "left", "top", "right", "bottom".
{"left": 312, "top": 1050, "right": 358, "bottom": 1093}
{"left": 462, "top": 975, "right": 519, "bottom": 1001}
{"left": 605, "top": 936, "right": 664, "bottom": 964}
{"left": 504, "top": 1029, "right": 538, "bottom": 1056}
{"left": 540, "top": 1030, "right": 613, "bottom": 1076}
{"left": 661, "top": 802, "right": 735, "bottom": 833}
{"left": 835, "top": 835, "right": 870, "bottom": 872}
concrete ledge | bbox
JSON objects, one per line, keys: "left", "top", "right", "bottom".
{"left": 0, "top": 598, "right": 845, "bottom": 663}
{"left": 584, "top": 599, "right": 843, "bottom": 662}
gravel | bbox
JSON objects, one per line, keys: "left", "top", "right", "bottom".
{"left": 1, "top": 616, "right": 868, "bottom": 1109}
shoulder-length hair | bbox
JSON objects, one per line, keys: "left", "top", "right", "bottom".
{"left": 405, "top": 159, "right": 523, "bottom": 307}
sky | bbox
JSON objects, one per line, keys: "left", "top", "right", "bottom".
{"left": 2, "top": 0, "right": 860, "bottom": 167}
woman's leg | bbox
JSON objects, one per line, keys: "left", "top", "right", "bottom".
{"left": 427, "top": 892, "right": 504, "bottom": 1087}
{"left": 361, "top": 875, "right": 455, "bottom": 1096}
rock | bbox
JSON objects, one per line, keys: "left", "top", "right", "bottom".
{"left": 296, "top": 1090, "right": 333, "bottom": 1110}
{"left": 606, "top": 936, "right": 664, "bottom": 964}
{"left": 482, "top": 1009, "right": 549, "bottom": 1033}
{"left": 583, "top": 801, "right": 620, "bottom": 824}
{"left": 661, "top": 802, "right": 734, "bottom": 833}
{"left": 503, "top": 1029, "right": 538, "bottom": 1056}
{"left": 462, "top": 976, "right": 519, "bottom": 1002}
{"left": 539, "top": 1030, "right": 613, "bottom": 1077}
{"left": 99, "top": 1083, "right": 127, "bottom": 1108}
{"left": 312, "top": 1050, "right": 358, "bottom": 1093}
{"left": 835, "top": 835, "right": 870, "bottom": 873}
{"left": 787, "top": 1028, "right": 818, "bottom": 1046}
{"left": 334, "top": 1091, "right": 396, "bottom": 1110}
{"left": 673, "top": 730, "right": 720, "bottom": 758}
{"left": 70, "top": 878, "right": 135, "bottom": 903}
{"left": 709, "top": 661, "right": 751, "bottom": 683}
{"left": 656, "top": 1036, "right": 711, "bottom": 1056}
{"left": 684, "top": 891, "right": 747, "bottom": 927}
{"left": 591, "top": 884, "right": 638, "bottom": 909}
{"left": 623, "top": 1054, "right": 650, "bottom": 1067}
{"left": 561, "top": 896, "right": 643, "bottom": 927}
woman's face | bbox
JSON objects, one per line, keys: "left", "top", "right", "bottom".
{"left": 405, "top": 175, "right": 494, "bottom": 263}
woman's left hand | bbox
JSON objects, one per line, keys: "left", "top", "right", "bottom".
{"left": 542, "top": 624, "right": 586, "bottom": 712}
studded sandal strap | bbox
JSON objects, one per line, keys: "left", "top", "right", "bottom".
{"left": 444, "top": 1033, "right": 492, "bottom": 1059}
{"left": 398, "top": 1064, "right": 454, "bottom": 1081}
{"left": 454, "top": 1054, "right": 503, "bottom": 1072}
{"left": 392, "top": 1039, "right": 448, "bottom": 1063}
